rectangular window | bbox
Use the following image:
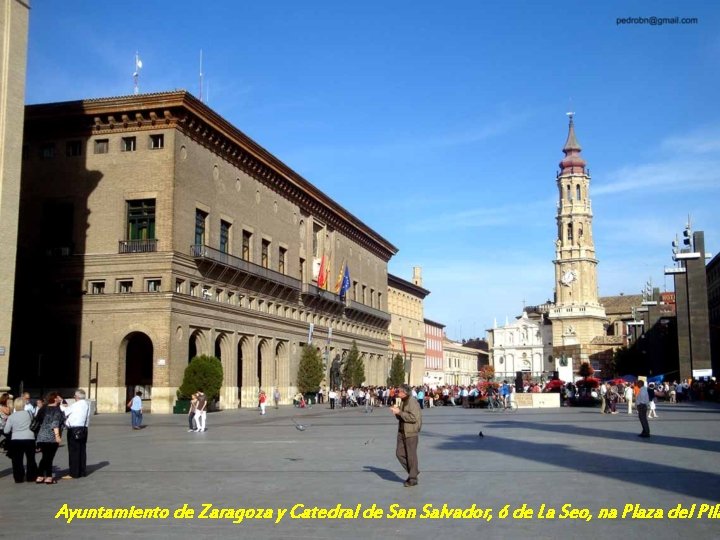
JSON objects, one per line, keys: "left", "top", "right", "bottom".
{"left": 94, "top": 139, "right": 109, "bottom": 154}
{"left": 119, "top": 280, "right": 133, "bottom": 293}
{"left": 227, "top": 291, "right": 234, "bottom": 304}
{"left": 190, "top": 282, "right": 198, "bottom": 296}
{"left": 220, "top": 220, "right": 231, "bottom": 253}
{"left": 66, "top": 140, "right": 82, "bottom": 157}
{"left": 278, "top": 247, "right": 287, "bottom": 274}
{"left": 378, "top": 292, "right": 383, "bottom": 310}
{"left": 299, "top": 257, "right": 305, "bottom": 283}
{"left": 146, "top": 279, "right": 161, "bottom": 292}
{"left": 89, "top": 281, "right": 105, "bottom": 294}
{"left": 42, "top": 201, "right": 74, "bottom": 254}
{"left": 362, "top": 284, "right": 367, "bottom": 304}
{"left": 40, "top": 143, "right": 56, "bottom": 159}
{"left": 149, "top": 134, "right": 164, "bottom": 149}
{"left": 370, "top": 288, "right": 375, "bottom": 308}
{"left": 195, "top": 209, "right": 208, "bottom": 246}
{"left": 175, "top": 279, "right": 185, "bottom": 293}
{"left": 127, "top": 199, "right": 156, "bottom": 240}
{"left": 353, "top": 281, "right": 358, "bottom": 301}
{"left": 122, "top": 136, "right": 137, "bottom": 152}
{"left": 215, "top": 289, "right": 223, "bottom": 302}
{"left": 312, "top": 222, "right": 324, "bottom": 258}
{"left": 242, "top": 230, "right": 252, "bottom": 261}
{"left": 261, "top": 239, "right": 270, "bottom": 268}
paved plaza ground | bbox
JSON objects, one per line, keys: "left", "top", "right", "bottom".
{"left": 2, "top": 400, "right": 719, "bottom": 539}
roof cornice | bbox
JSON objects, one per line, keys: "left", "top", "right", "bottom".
{"left": 24, "top": 91, "right": 398, "bottom": 262}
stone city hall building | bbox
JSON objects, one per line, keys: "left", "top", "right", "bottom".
{"left": 11, "top": 91, "right": 397, "bottom": 413}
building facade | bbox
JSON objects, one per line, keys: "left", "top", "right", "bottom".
{"left": 487, "top": 312, "right": 553, "bottom": 380}
{"left": 387, "top": 268, "right": 429, "bottom": 386}
{"left": 442, "top": 337, "right": 480, "bottom": 386}
{"left": 11, "top": 91, "right": 397, "bottom": 412}
{"left": 0, "top": 0, "right": 30, "bottom": 390}
{"left": 423, "top": 318, "right": 445, "bottom": 386}
{"left": 708, "top": 252, "right": 720, "bottom": 377}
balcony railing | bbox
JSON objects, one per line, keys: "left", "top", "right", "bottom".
{"left": 119, "top": 239, "right": 158, "bottom": 253}
{"left": 346, "top": 299, "right": 392, "bottom": 322}
{"left": 301, "top": 282, "right": 345, "bottom": 305}
{"left": 191, "top": 244, "right": 301, "bottom": 290}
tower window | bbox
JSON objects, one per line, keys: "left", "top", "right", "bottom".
{"left": 576, "top": 184, "right": 581, "bottom": 200}
{"left": 567, "top": 223, "right": 573, "bottom": 243}
{"left": 566, "top": 185, "right": 571, "bottom": 201}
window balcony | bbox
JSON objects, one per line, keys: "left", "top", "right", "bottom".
{"left": 301, "top": 283, "right": 345, "bottom": 305}
{"left": 119, "top": 239, "right": 157, "bottom": 253}
{"left": 191, "top": 244, "right": 301, "bottom": 291}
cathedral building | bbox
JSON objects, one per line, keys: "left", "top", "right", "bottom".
{"left": 548, "top": 115, "right": 609, "bottom": 372}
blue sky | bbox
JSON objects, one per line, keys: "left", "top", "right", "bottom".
{"left": 25, "top": 1, "right": 720, "bottom": 340}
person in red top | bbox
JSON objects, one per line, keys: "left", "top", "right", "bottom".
{"left": 259, "top": 390, "right": 267, "bottom": 415}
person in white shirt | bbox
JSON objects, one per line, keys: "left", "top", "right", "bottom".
{"left": 63, "top": 389, "right": 90, "bottom": 479}
{"left": 624, "top": 385, "right": 634, "bottom": 414}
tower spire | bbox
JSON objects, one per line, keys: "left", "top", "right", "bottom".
{"left": 560, "top": 112, "right": 586, "bottom": 174}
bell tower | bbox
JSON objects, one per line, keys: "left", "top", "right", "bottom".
{"left": 549, "top": 114, "right": 607, "bottom": 359}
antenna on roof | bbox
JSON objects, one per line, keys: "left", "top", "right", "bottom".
{"left": 199, "top": 49, "right": 204, "bottom": 102}
{"left": 133, "top": 51, "right": 143, "bottom": 95}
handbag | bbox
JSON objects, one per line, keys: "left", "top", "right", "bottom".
{"left": 70, "top": 426, "right": 88, "bottom": 441}
{"left": 29, "top": 410, "right": 43, "bottom": 435}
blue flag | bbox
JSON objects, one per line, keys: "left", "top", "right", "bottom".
{"left": 339, "top": 264, "right": 351, "bottom": 298}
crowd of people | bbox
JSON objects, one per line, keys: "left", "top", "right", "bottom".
{"left": 1, "top": 389, "right": 90, "bottom": 484}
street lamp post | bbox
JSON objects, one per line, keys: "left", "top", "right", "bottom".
{"left": 81, "top": 340, "right": 92, "bottom": 401}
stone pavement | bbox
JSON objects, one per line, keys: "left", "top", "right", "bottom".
{"left": 2, "top": 400, "right": 719, "bottom": 539}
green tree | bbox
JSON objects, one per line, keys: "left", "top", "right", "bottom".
{"left": 296, "top": 345, "right": 324, "bottom": 394}
{"left": 178, "top": 355, "right": 223, "bottom": 401}
{"left": 388, "top": 353, "right": 406, "bottom": 387}
{"left": 342, "top": 341, "right": 365, "bottom": 387}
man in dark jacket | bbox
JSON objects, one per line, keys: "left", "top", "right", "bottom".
{"left": 390, "top": 384, "right": 422, "bottom": 487}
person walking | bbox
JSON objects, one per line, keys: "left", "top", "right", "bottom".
{"left": 195, "top": 391, "right": 207, "bottom": 432}
{"left": 63, "top": 389, "right": 90, "bottom": 479}
{"left": 35, "top": 392, "right": 64, "bottom": 484}
{"left": 273, "top": 388, "right": 281, "bottom": 409}
{"left": 3, "top": 397, "right": 38, "bottom": 483}
{"left": 128, "top": 391, "right": 143, "bottom": 430}
{"left": 390, "top": 384, "right": 422, "bottom": 488}
{"left": 636, "top": 381, "right": 650, "bottom": 438}
{"left": 259, "top": 390, "right": 267, "bottom": 415}
{"left": 624, "top": 384, "right": 634, "bottom": 414}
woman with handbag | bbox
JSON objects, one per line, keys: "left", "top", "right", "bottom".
{"left": 3, "top": 397, "right": 38, "bottom": 483}
{"left": 35, "top": 392, "right": 64, "bottom": 484}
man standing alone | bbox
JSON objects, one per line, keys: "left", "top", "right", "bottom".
{"left": 128, "top": 391, "right": 143, "bottom": 429}
{"left": 636, "top": 381, "right": 650, "bottom": 438}
{"left": 390, "top": 384, "right": 422, "bottom": 487}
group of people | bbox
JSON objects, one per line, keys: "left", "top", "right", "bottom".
{"left": 1, "top": 389, "right": 90, "bottom": 484}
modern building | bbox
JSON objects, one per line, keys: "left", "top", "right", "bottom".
{"left": 548, "top": 115, "right": 608, "bottom": 371}
{"left": 708, "top": 252, "right": 720, "bottom": 377}
{"left": 423, "top": 318, "right": 445, "bottom": 387}
{"left": 0, "top": 0, "right": 30, "bottom": 391}
{"left": 11, "top": 91, "right": 397, "bottom": 412}
{"left": 387, "top": 268, "right": 429, "bottom": 386}
{"left": 664, "top": 227, "right": 713, "bottom": 379}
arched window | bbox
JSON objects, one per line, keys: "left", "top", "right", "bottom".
{"left": 566, "top": 184, "right": 571, "bottom": 201}
{"left": 567, "top": 223, "right": 573, "bottom": 243}
{"left": 576, "top": 184, "right": 581, "bottom": 200}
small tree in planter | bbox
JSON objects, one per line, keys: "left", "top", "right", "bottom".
{"left": 178, "top": 355, "right": 223, "bottom": 408}
{"left": 296, "top": 345, "right": 323, "bottom": 397}
{"left": 388, "top": 353, "right": 406, "bottom": 387}
{"left": 342, "top": 341, "right": 365, "bottom": 388}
